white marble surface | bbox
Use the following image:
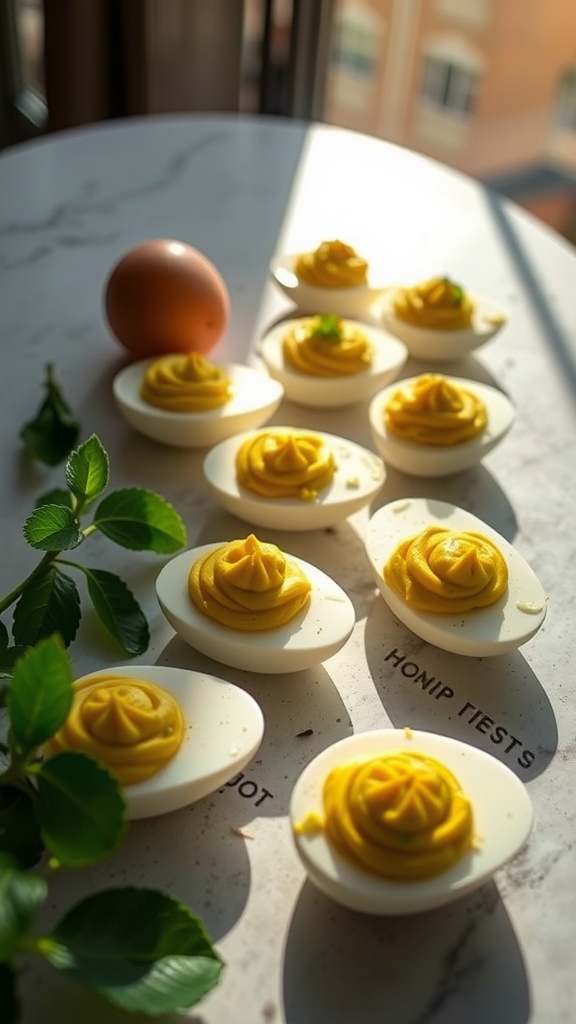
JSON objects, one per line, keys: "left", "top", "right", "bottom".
{"left": 1, "top": 114, "right": 575, "bottom": 1024}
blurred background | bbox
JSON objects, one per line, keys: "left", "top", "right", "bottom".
{"left": 1, "top": 0, "right": 576, "bottom": 245}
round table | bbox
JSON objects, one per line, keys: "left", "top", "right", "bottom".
{"left": 1, "top": 114, "right": 575, "bottom": 1024}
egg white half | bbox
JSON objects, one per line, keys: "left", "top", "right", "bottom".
{"left": 368, "top": 376, "right": 515, "bottom": 477}
{"left": 156, "top": 544, "right": 356, "bottom": 674}
{"left": 290, "top": 728, "right": 533, "bottom": 915}
{"left": 270, "top": 253, "right": 386, "bottom": 318}
{"left": 72, "top": 665, "right": 264, "bottom": 820}
{"left": 259, "top": 317, "right": 407, "bottom": 408}
{"left": 113, "top": 360, "right": 283, "bottom": 447}
{"left": 365, "top": 498, "right": 547, "bottom": 656}
{"left": 378, "top": 288, "right": 507, "bottom": 361}
{"left": 203, "top": 427, "right": 386, "bottom": 531}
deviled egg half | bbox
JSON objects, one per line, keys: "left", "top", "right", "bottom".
{"left": 203, "top": 426, "right": 386, "bottom": 532}
{"left": 378, "top": 276, "right": 507, "bottom": 361}
{"left": 365, "top": 498, "right": 547, "bottom": 657}
{"left": 113, "top": 352, "right": 283, "bottom": 447}
{"left": 270, "top": 239, "right": 386, "bottom": 318}
{"left": 259, "top": 313, "right": 407, "bottom": 408}
{"left": 290, "top": 728, "right": 533, "bottom": 915}
{"left": 43, "top": 665, "right": 264, "bottom": 819}
{"left": 368, "top": 373, "right": 515, "bottom": 476}
{"left": 156, "top": 533, "right": 356, "bottom": 674}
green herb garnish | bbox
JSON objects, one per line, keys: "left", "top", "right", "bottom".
{"left": 1, "top": 433, "right": 186, "bottom": 657}
{"left": 310, "top": 314, "right": 343, "bottom": 340}
{"left": 20, "top": 364, "right": 80, "bottom": 466}
{"left": 442, "top": 277, "right": 466, "bottom": 307}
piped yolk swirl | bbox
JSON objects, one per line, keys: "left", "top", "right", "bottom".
{"left": 44, "top": 676, "right": 185, "bottom": 785}
{"left": 384, "top": 526, "right": 508, "bottom": 613}
{"left": 188, "top": 533, "right": 311, "bottom": 630}
{"left": 282, "top": 315, "right": 373, "bottom": 377}
{"left": 236, "top": 431, "right": 336, "bottom": 500}
{"left": 393, "top": 277, "right": 474, "bottom": 330}
{"left": 296, "top": 750, "right": 474, "bottom": 880}
{"left": 384, "top": 375, "right": 487, "bottom": 446}
{"left": 141, "top": 353, "right": 232, "bottom": 412}
{"left": 294, "top": 240, "right": 369, "bottom": 289}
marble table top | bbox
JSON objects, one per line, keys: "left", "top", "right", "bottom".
{"left": 1, "top": 114, "right": 575, "bottom": 1024}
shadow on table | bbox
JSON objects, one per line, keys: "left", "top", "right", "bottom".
{"left": 282, "top": 880, "right": 530, "bottom": 1024}
{"left": 34, "top": 773, "right": 253, "bottom": 946}
{"left": 363, "top": 595, "right": 558, "bottom": 782}
{"left": 368, "top": 462, "right": 519, "bottom": 544}
{"left": 398, "top": 352, "right": 506, "bottom": 389}
{"left": 252, "top": 350, "right": 507, "bottom": 460}
{"left": 19, "top": 956, "right": 198, "bottom": 1024}
{"left": 157, "top": 632, "right": 353, "bottom": 820}
{"left": 482, "top": 187, "right": 576, "bottom": 399}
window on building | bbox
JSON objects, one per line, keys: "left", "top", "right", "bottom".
{"left": 420, "top": 53, "right": 478, "bottom": 116}
{"left": 554, "top": 69, "right": 576, "bottom": 132}
{"left": 434, "top": 0, "right": 490, "bottom": 30}
{"left": 324, "top": 4, "right": 382, "bottom": 117}
{"left": 331, "top": 10, "right": 379, "bottom": 81}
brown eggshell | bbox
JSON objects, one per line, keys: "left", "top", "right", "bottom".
{"left": 104, "top": 239, "right": 230, "bottom": 358}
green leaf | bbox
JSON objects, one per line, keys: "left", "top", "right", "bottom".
{"left": 46, "top": 888, "right": 223, "bottom": 1014}
{"left": 8, "top": 635, "right": 73, "bottom": 754}
{"left": 34, "top": 487, "right": 73, "bottom": 511}
{"left": 0, "top": 853, "right": 48, "bottom": 960}
{"left": 84, "top": 568, "right": 150, "bottom": 656}
{"left": 93, "top": 489, "right": 186, "bottom": 554}
{"left": 36, "top": 752, "right": 126, "bottom": 868}
{"left": 65, "top": 435, "right": 109, "bottom": 503}
{"left": 12, "top": 568, "right": 81, "bottom": 649}
{"left": 311, "top": 313, "right": 342, "bottom": 340}
{"left": 19, "top": 365, "right": 79, "bottom": 467}
{"left": 0, "top": 787, "right": 44, "bottom": 869}
{"left": 0, "top": 621, "right": 8, "bottom": 651}
{"left": 443, "top": 276, "right": 465, "bottom": 306}
{"left": 23, "top": 505, "right": 83, "bottom": 552}
{"left": 0, "top": 963, "right": 19, "bottom": 1024}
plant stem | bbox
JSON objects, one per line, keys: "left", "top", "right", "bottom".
{"left": 0, "top": 551, "right": 59, "bottom": 616}
{"left": 0, "top": 515, "right": 99, "bottom": 617}
{"left": 15, "top": 934, "right": 57, "bottom": 957}
{"left": 0, "top": 766, "right": 29, "bottom": 789}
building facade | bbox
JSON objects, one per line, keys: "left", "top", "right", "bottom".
{"left": 323, "top": 0, "right": 576, "bottom": 240}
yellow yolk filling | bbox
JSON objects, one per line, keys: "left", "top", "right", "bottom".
{"left": 188, "top": 533, "right": 311, "bottom": 630}
{"left": 393, "top": 277, "right": 474, "bottom": 330}
{"left": 384, "top": 374, "right": 487, "bottom": 446}
{"left": 44, "top": 676, "right": 185, "bottom": 785}
{"left": 282, "top": 315, "right": 373, "bottom": 377}
{"left": 384, "top": 525, "right": 508, "bottom": 613}
{"left": 295, "top": 750, "right": 474, "bottom": 880}
{"left": 236, "top": 431, "right": 336, "bottom": 500}
{"left": 141, "top": 353, "right": 232, "bottom": 412}
{"left": 294, "top": 239, "right": 369, "bottom": 289}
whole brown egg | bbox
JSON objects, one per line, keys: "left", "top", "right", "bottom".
{"left": 104, "top": 239, "right": 230, "bottom": 358}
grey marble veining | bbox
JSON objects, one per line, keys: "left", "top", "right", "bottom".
{"left": 1, "top": 115, "right": 575, "bottom": 1024}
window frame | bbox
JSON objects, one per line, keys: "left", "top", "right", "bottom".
{"left": 0, "top": 0, "right": 47, "bottom": 148}
{"left": 420, "top": 52, "right": 478, "bottom": 117}
{"left": 554, "top": 69, "right": 576, "bottom": 132}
